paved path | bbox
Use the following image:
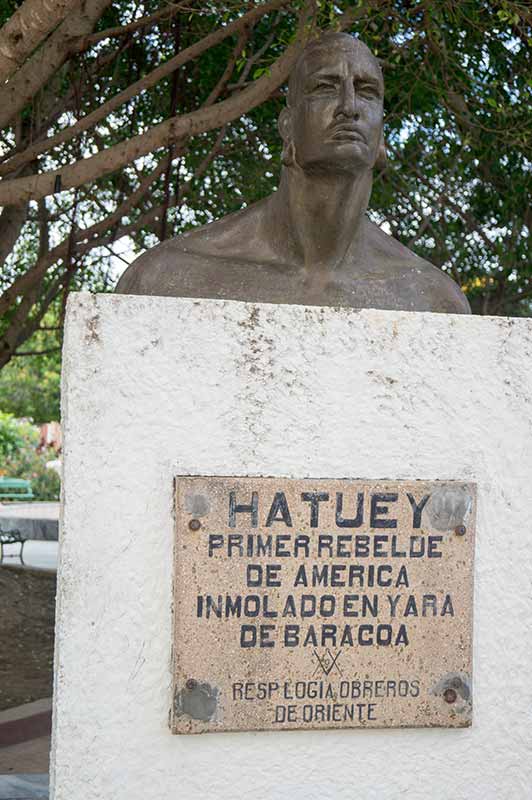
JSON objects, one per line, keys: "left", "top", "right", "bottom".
{"left": 0, "top": 700, "right": 50, "bottom": 798}
{"left": 0, "top": 700, "right": 51, "bottom": 777}
{"left": 0, "top": 774, "right": 48, "bottom": 799}
{"left": 1, "top": 543, "right": 57, "bottom": 572}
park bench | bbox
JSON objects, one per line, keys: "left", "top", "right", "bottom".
{"left": 0, "top": 529, "right": 25, "bottom": 565}
{"left": 0, "top": 477, "right": 34, "bottom": 501}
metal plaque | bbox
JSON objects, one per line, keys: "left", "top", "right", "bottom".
{"left": 172, "top": 477, "right": 476, "bottom": 734}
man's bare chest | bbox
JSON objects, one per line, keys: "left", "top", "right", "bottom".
{"left": 175, "top": 254, "right": 434, "bottom": 313}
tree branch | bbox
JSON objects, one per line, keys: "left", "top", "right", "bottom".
{"left": 0, "top": 0, "right": 79, "bottom": 83}
{"left": 0, "top": 40, "right": 131, "bottom": 173}
{"left": 0, "top": 7, "right": 316, "bottom": 207}
{"left": 204, "top": 25, "right": 251, "bottom": 107}
{"left": 0, "top": 120, "right": 226, "bottom": 368}
{"left": 388, "top": 145, "right": 498, "bottom": 254}
{"left": 0, "top": 204, "right": 27, "bottom": 271}
{"left": 0, "top": 0, "right": 113, "bottom": 130}
{"left": 74, "top": 2, "right": 196, "bottom": 50}
{"left": 0, "top": 152, "right": 178, "bottom": 316}
{"left": 0, "top": 0, "right": 292, "bottom": 177}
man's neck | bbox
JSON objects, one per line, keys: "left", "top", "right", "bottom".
{"left": 268, "top": 163, "right": 373, "bottom": 277}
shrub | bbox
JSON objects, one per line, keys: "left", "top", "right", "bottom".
{"left": 0, "top": 413, "right": 60, "bottom": 501}
{"left": 0, "top": 411, "right": 34, "bottom": 458}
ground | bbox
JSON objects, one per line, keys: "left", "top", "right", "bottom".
{"left": 0, "top": 567, "right": 55, "bottom": 711}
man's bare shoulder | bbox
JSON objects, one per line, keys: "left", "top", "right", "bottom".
{"left": 177, "top": 199, "right": 268, "bottom": 257}
{"left": 365, "top": 220, "right": 471, "bottom": 314}
{"left": 115, "top": 200, "right": 271, "bottom": 297}
{"left": 115, "top": 239, "right": 204, "bottom": 297}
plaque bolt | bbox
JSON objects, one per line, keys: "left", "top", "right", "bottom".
{"left": 454, "top": 525, "right": 466, "bottom": 536}
{"left": 189, "top": 519, "right": 201, "bottom": 531}
{"left": 186, "top": 679, "right": 197, "bottom": 690}
{"left": 443, "top": 688, "right": 457, "bottom": 704}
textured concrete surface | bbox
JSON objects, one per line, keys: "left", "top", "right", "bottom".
{"left": 53, "top": 293, "right": 532, "bottom": 800}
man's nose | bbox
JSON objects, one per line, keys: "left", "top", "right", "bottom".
{"left": 336, "top": 80, "right": 359, "bottom": 119}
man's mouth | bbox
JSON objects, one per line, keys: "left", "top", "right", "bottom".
{"left": 329, "top": 124, "right": 366, "bottom": 143}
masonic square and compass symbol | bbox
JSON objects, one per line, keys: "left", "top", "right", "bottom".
{"left": 312, "top": 648, "right": 343, "bottom": 677}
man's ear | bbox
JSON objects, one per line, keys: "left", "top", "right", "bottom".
{"left": 375, "top": 128, "right": 387, "bottom": 171}
{"left": 278, "top": 106, "right": 296, "bottom": 167}
{"left": 278, "top": 106, "right": 292, "bottom": 143}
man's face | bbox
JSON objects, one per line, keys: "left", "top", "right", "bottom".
{"left": 287, "top": 39, "right": 384, "bottom": 175}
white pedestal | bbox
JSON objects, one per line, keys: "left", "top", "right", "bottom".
{"left": 52, "top": 293, "right": 532, "bottom": 800}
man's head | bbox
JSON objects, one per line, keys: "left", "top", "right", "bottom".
{"left": 279, "top": 33, "right": 385, "bottom": 175}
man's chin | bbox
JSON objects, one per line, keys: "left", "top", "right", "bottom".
{"left": 300, "top": 149, "right": 373, "bottom": 176}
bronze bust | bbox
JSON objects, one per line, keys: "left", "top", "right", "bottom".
{"left": 117, "top": 33, "right": 470, "bottom": 314}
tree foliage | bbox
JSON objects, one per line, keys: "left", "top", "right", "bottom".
{"left": 0, "top": 313, "right": 61, "bottom": 421}
{"left": 0, "top": 0, "right": 530, "bottom": 372}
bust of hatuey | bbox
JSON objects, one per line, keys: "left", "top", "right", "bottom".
{"left": 117, "top": 32, "right": 470, "bottom": 314}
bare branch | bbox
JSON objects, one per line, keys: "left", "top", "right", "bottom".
{"left": 0, "top": 120, "right": 228, "bottom": 368}
{"left": 0, "top": 0, "right": 292, "bottom": 177}
{"left": 204, "top": 26, "right": 251, "bottom": 106}
{"left": 0, "top": 114, "right": 228, "bottom": 321}
{"left": 0, "top": 10, "right": 316, "bottom": 207}
{"left": 0, "top": 40, "right": 130, "bottom": 172}
{"left": 0, "top": 0, "right": 79, "bottom": 83}
{"left": 0, "top": 204, "right": 27, "bottom": 270}
{"left": 0, "top": 0, "right": 114, "bottom": 130}
{"left": 388, "top": 145, "right": 498, "bottom": 254}
{"left": 0, "top": 153, "right": 178, "bottom": 316}
{"left": 74, "top": 2, "right": 196, "bottom": 50}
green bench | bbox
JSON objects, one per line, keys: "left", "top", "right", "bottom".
{"left": 0, "top": 477, "right": 34, "bottom": 501}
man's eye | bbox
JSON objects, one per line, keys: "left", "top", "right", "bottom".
{"left": 314, "top": 82, "right": 336, "bottom": 92}
{"left": 358, "top": 85, "right": 379, "bottom": 97}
